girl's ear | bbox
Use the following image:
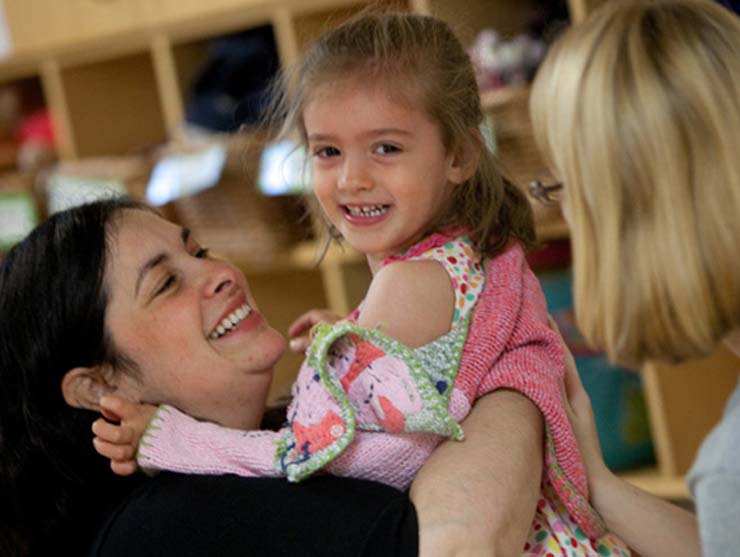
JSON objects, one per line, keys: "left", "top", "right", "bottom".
{"left": 61, "top": 366, "right": 116, "bottom": 411}
{"left": 447, "top": 133, "right": 481, "bottom": 185}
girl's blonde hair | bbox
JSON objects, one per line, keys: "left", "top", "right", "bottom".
{"left": 531, "top": 0, "right": 740, "bottom": 366}
{"left": 267, "top": 10, "right": 536, "bottom": 257}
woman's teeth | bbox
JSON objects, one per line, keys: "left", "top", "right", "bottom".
{"left": 209, "top": 303, "right": 251, "bottom": 339}
{"left": 346, "top": 204, "right": 389, "bottom": 217}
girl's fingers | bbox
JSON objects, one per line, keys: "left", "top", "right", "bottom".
{"left": 288, "top": 313, "right": 314, "bottom": 338}
{"left": 289, "top": 336, "right": 311, "bottom": 353}
{"left": 93, "top": 437, "right": 137, "bottom": 462}
{"left": 288, "top": 309, "right": 341, "bottom": 338}
{"left": 100, "top": 395, "right": 137, "bottom": 420}
{"left": 92, "top": 418, "right": 133, "bottom": 444}
{"left": 110, "top": 460, "right": 139, "bottom": 477}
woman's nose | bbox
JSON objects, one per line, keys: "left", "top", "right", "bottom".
{"left": 201, "top": 261, "right": 238, "bottom": 298}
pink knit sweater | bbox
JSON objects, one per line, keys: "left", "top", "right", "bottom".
{"left": 454, "top": 241, "right": 604, "bottom": 538}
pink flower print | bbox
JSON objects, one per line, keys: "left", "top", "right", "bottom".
{"left": 288, "top": 360, "right": 347, "bottom": 453}
{"left": 339, "top": 335, "right": 385, "bottom": 392}
{"left": 375, "top": 396, "right": 406, "bottom": 432}
{"left": 354, "top": 354, "right": 423, "bottom": 432}
{"left": 293, "top": 410, "right": 344, "bottom": 453}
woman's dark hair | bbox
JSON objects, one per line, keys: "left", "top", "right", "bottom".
{"left": 0, "top": 199, "right": 147, "bottom": 556}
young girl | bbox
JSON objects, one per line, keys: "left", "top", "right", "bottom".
{"left": 94, "top": 12, "right": 627, "bottom": 555}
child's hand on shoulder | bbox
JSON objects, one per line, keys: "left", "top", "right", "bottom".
{"left": 92, "top": 396, "right": 157, "bottom": 476}
{"left": 288, "top": 308, "right": 342, "bottom": 353}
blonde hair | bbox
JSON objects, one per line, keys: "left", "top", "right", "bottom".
{"left": 531, "top": 0, "right": 740, "bottom": 366}
{"left": 266, "top": 10, "right": 536, "bottom": 257}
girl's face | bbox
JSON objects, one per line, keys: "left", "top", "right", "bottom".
{"left": 304, "top": 81, "right": 463, "bottom": 272}
{"left": 103, "top": 210, "right": 286, "bottom": 429}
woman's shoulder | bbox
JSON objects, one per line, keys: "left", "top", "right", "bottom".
{"left": 688, "top": 378, "right": 740, "bottom": 487}
{"left": 89, "top": 473, "right": 418, "bottom": 557}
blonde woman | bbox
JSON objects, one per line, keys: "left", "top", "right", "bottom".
{"left": 530, "top": 1, "right": 740, "bottom": 556}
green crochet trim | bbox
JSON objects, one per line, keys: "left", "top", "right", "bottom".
{"left": 317, "top": 321, "right": 465, "bottom": 440}
{"left": 278, "top": 321, "right": 468, "bottom": 482}
{"left": 137, "top": 405, "right": 171, "bottom": 456}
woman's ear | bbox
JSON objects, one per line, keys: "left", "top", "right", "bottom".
{"left": 61, "top": 366, "right": 115, "bottom": 411}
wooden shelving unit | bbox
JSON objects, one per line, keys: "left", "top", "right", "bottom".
{"left": 1, "top": 0, "right": 735, "bottom": 502}
{"left": 619, "top": 467, "right": 690, "bottom": 501}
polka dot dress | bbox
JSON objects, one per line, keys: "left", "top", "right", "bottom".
{"left": 523, "top": 479, "right": 631, "bottom": 556}
{"left": 405, "top": 236, "right": 485, "bottom": 327}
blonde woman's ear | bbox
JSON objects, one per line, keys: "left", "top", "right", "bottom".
{"left": 61, "top": 366, "right": 115, "bottom": 411}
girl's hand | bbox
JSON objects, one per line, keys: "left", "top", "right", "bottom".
{"left": 92, "top": 396, "right": 157, "bottom": 476}
{"left": 287, "top": 308, "right": 342, "bottom": 353}
{"left": 549, "top": 318, "right": 610, "bottom": 488}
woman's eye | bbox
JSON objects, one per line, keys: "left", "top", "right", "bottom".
{"left": 374, "top": 143, "right": 401, "bottom": 155}
{"left": 314, "top": 146, "right": 340, "bottom": 158}
{"left": 195, "top": 247, "right": 210, "bottom": 259}
{"left": 155, "top": 275, "right": 176, "bottom": 296}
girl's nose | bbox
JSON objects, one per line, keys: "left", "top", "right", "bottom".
{"left": 338, "top": 155, "right": 373, "bottom": 192}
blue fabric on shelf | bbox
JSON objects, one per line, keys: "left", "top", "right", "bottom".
{"left": 185, "top": 25, "right": 279, "bottom": 132}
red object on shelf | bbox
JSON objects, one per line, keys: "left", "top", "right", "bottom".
{"left": 17, "top": 110, "right": 54, "bottom": 148}
{"left": 526, "top": 238, "right": 571, "bottom": 272}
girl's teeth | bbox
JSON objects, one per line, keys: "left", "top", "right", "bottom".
{"left": 347, "top": 205, "right": 388, "bottom": 217}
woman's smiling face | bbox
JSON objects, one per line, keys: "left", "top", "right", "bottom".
{"left": 103, "top": 210, "right": 286, "bottom": 429}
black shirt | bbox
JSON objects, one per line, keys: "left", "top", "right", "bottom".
{"left": 89, "top": 473, "right": 418, "bottom": 556}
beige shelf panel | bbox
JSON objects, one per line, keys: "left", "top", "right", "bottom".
{"left": 169, "top": 41, "right": 212, "bottom": 115}
{"left": 3, "top": 0, "right": 144, "bottom": 56}
{"left": 59, "top": 53, "right": 167, "bottom": 158}
{"left": 481, "top": 84, "right": 530, "bottom": 112}
{"left": 429, "top": 0, "right": 537, "bottom": 43}
{"left": 137, "top": 0, "right": 270, "bottom": 28}
{"left": 643, "top": 346, "right": 740, "bottom": 477}
{"left": 619, "top": 467, "right": 690, "bottom": 501}
{"left": 227, "top": 239, "right": 364, "bottom": 275}
{"left": 292, "top": 2, "right": 370, "bottom": 52}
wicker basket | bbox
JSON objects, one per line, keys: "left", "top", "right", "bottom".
{"left": 170, "top": 133, "right": 313, "bottom": 267}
